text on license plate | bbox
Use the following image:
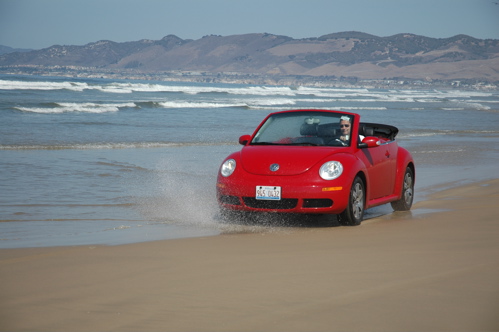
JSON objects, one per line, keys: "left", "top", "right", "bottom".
{"left": 256, "top": 186, "right": 281, "bottom": 200}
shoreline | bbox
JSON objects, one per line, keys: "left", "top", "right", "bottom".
{"left": 1, "top": 178, "right": 498, "bottom": 331}
{"left": 2, "top": 71, "right": 498, "bottom": 91}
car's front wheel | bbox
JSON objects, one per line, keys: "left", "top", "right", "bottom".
{"left": 338, "top": 176, "right": 365, "bottom": 226}
{"left": 391, "top": 166, "right": 414, "bottom": 211}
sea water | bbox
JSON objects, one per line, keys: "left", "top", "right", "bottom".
{"left": 1, "top": 75, "right": 498, "bottom": 248}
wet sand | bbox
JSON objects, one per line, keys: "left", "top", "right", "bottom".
{"left": 1, "top": 179, "right": 499, "bottom": 331}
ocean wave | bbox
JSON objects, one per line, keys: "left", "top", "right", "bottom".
{"left": 416, "top": 148, "right": 466, "bottom": 154}
{"left": 157, "top": 101, "right": 249, "bottom": 109}
{"left": 0, "top": 79, "right": 90, "bottom": 91}
{"left": 335, "top": 106, "right": 387, "bottom": 110}
{"left": 447, "top": 100, "right": 491, "bottom": 111}
{"left": 96, "top": 83, "right": 300, "bottom": 96}
{"left": 468, "top": 99, "right": 499, "bottom": 104}
{"left": 399, "top": 132, "right": 443, "bottom": 138}
{"left": 152, "top": 98, "right": 296, "bottom": 109}
{"left": 399, "top": 129, "right": 499, "bottom": 138}
{"left": 11, "top": 98, "right": 296, "bottom": 113}
{"left": 0, "top": 79, "right": 305, "bottom": 96}
{"left": 1, "top": 78, "right": 496, "bottom": 100}
{"left": 2, "top": 79, "right": 498, "bottom": 115}
{"left": 14, "top": 102, "right": 136, "bottom": 113}
{"left": 0, "top": 141, "right": 237, "bottom": 150}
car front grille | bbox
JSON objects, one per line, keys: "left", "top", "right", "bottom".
{"left": 302, "top": 198, "right": 333, "bottom": 208}
{"left": 242, "top": 197, "right": 298, "bottom": 210}
{"left": 222, "top": 197, "right": 332, "bottom": 210}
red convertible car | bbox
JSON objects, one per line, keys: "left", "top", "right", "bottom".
{"left": 216, "top": 109, "right": 415, "bottom": 225}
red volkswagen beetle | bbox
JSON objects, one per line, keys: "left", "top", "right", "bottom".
{"left": 216, "top": 109, "right": 415, "bottom": 225}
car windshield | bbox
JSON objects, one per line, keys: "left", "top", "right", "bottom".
{"left": 251, "top": 111, "right": 354, "bottom": 147}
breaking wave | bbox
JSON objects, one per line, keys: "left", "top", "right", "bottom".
{"left": 2, "top": 78, "right": 496, "bottom": 109}
{"left": 399, "top": 129, "right": 499, "bottom": 138}
{"left": 2, "top": 78, "right": 497, "bottom": 114}
{"left": 14, "top": 102, "right": 137, "bottom": 113}
{"left": 0, "top": 141, "right": 236, "bottom": 150}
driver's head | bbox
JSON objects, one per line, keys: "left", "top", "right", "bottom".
{"left": 339, "top": 116, "right": 351, "bottom": 136}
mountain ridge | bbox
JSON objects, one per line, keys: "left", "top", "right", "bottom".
{"left": 0, "top": 45, "right": 33, "bottom": 55}
{"left": 1, "top": 31, "right": 498, "bottom": 83}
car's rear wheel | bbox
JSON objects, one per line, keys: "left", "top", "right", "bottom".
{"left": 391, "top": 167, "right": 414, "bottom": 211}
{"left": 338, "top": 176, "right": 365, "bottom": 226}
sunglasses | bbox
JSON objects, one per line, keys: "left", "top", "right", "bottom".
{"left": 340, "top": 124, "right": 350, "bottom": 128}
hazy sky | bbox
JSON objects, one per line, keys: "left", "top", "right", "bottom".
{"left": 1, "top": 0, "right": 498, "bottom": 49}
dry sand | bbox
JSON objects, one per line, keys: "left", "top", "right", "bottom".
{"left": 1, "top": 179, "right": 499, "bottom": 332}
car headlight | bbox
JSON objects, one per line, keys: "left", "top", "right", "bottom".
{"left": 319, "top": 161, "right": 343, "bottom": 180}
{"left": 220, "top": 159, "right": 236, "bottom": 177}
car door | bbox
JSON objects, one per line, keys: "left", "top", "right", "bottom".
{"left": 360, "top": 141, "right": 398, "bottom": 199}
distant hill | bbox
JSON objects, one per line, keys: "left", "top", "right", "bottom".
{"left": 0, "top": 45, "right": 33, "bottom": 55}
{"left": 1, "top": 32, "right": 498, "bottom": 82}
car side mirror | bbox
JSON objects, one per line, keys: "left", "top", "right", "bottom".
{"left": 359, "top": 136, "right": 380, "bottom": 148}
{"left": 239, "top": 135, "right": 251, "bottom": 145}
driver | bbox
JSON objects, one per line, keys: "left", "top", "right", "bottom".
{"left": 339, "top": 116, "right": 351, "bottom": 142}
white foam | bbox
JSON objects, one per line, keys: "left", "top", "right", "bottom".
{"left": 157, "top": 101, "right": 247, "bottom": 108}
{"left": 0, "top": 79, "right": 89, "bottom": 91}
{"left": 15, "top": 102, "right": 136, "bottom": 114}
{"left": 448, "top": 100, "right": 491, "bottom": 110}
{"left": 3, "top": 79, "right": 498, "bottom": 114}
{"left": 399, "top": 132, "right": 441, "bottom": 138}
{"left": 399, "top": 129, "right": 499, "bottom": 139}
{"left": 335, "top": 106, "right": 387, "bottom": 110}
{"left": 2, "top": 78, "right": 496, "bottom": 103}
{"left": 156, "top": 98, "right": 296, "bottom": 109}
{"left": 469, "top": 99, "right": 499, "bottom": 104}
{"left": 417, "top": 148, "right": 466, "bottom": 153}
{"left": 246, "top": 98, "right": 296, "bottom": 106}
{"left": 297, "top": 86, "right": 370, "bottom": 95}
{"left": 0, "top": 142, "right": 228, "bottom": 150}
{"left": 96, "top": 83, "right": 299, "bottom": 96}
{"left": 135, "top": 158, "right": 221, "bottom": 226}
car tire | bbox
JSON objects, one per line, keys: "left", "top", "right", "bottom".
{"left": 338, "top": 176, "right": 365, "bottom": 226}
{"left": 391, "top": 167, "right": 414, "bottom": 211}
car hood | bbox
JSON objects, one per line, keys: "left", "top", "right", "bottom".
{"left": 240, "top": 145, "right": 342, "bottom": 176}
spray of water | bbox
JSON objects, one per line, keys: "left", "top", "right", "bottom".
{"left": 130, "top": 152, "right": 342, "bottom": 238}
{"left": 135, "top": 157, "right": 220, "bottom": 226}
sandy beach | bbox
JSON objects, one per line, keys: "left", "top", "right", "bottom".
{"left": 1, "top": 178, "right": 499, "bottom": 332}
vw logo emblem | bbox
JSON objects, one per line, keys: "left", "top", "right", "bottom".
{"left": 270, "top": 163, "right": 280, "bottom": 172}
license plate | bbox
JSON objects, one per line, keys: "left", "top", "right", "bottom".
{"left": 256, "top": 186, "right": 281, "bottom": 200}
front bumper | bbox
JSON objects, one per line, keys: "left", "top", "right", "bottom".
{"left": 216, "top": 175, "right": 350, "bottom": 214}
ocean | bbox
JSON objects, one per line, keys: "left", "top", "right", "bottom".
{"left": 1, "top": 74, "right": 498, "bottom": 248}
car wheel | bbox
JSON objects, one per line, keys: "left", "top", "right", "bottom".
{"left": 338, "top": 176, "right": 365, "bottom": 226}
{"left": 391, "top": 167, "right": 414, "bottom": 211}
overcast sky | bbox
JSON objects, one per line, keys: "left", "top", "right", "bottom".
{"left": 1, "top": 0, "right": 498, "bottom": 49}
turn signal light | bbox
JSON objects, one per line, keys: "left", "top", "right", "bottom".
{"left": 322, "top": 187, "right": 343, "bottom": 191}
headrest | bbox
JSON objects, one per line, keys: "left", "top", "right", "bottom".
{"left": 359, "top": 125, "right": 374, "bottom": 136}
{"left": 300, "top": 123, "right": 318, "bottom": 136}
{"left": 317, "top": 123, "right": 337, "bottom": 137}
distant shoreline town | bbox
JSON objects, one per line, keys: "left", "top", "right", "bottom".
{"left": 1, "top": 65, "right": 497, "bottom": 91}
